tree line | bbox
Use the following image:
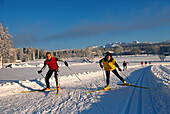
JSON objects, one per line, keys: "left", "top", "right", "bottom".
{"left": 0, "top": 22, "right": 169, "bottom": 64}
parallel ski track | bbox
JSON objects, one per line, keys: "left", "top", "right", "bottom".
{"left": 121, "top": 66, "right": 151, "bottom": 114}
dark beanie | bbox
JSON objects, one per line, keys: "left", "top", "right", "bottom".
{"left": 106, "top": 52, "right": 112, "bottom": 57}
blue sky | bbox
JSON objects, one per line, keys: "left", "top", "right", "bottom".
{"left": 0, "top": 0, "right": 170, "bottom": 50}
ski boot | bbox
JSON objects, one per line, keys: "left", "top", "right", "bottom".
{"left": 103, "top": 85, "right": 109, "bottom": 90}
{"left": 56, "top": 86, "right": 60, "bottom": 95}
{"left": 57, "top": 86, "right": 60, "bottom": 91}
{"left": 42, "top": 87, "right": 50, "bottom": 91}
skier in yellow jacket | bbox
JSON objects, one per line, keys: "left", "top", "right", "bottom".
{"left": 99, "top": 52, "right": 128, "bottom": 90}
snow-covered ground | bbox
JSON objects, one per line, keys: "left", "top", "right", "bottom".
{"left": 0, "top": 55, "right": 170, "bottom": 113}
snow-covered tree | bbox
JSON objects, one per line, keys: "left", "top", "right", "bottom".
{"left": 96, "top": 49, "right": 102, "bottom": 57}
{"left": 114, "top": 46, "right": 123, "bottom": 56}
{"left": 0, "top": 23, "right": 13, "bottom": 63}
{"left": 36, "top": 49, "right": 39, "bottom": 59}
{"left": 150, "top": 45, "right": 160, "bottom": 54}
{"left": 10, "top": 48, "right": 17, "bottom": 63}
{"left": 39, "top": 48, "right": 46, "bottom": 59}
{"left": 86, "top": 46, "right": 95, "bottom": 60}
{"left": 0, "top": 56, "right": 2, "bottom": 69}
{"left": 131, "top": 47, "right": 141, "bottom": 56}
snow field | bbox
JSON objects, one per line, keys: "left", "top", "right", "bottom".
{"left": 0, "top": 55, "right": 170, "bottom": 113}
{"left": 0, "top": 64, "right": 140, "bottom": 113}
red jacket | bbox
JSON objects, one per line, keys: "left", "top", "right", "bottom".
{"left": 45, "top": 57, "right": 58, "bottom": 70}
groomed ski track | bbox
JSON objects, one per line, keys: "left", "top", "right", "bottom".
{"left": 121, "top": 66, "right": 156, "bottom": 114}
{"left": 0, "top": 65, "right": 169, "bottom": 113}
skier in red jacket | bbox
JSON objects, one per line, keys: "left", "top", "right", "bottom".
{"left": 38, "top": 52, "right": 68, "bottom": 91}
{"left": 123, "top": 61, "right": 127, "bottom": 71}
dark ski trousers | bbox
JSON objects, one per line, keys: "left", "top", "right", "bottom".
{"left": 45, "top": 69, "right": 59, "bottom": 88}
{"left": 105, "top": 69, "right": 124, "bottom": 86}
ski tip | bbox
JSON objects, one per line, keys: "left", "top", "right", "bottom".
{"left": 117, "top": 84, "right": 150, "bottom": 89}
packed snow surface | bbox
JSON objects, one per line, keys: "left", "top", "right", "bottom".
{"left": 0, "top": 55, "right": 170, "bottom": 113}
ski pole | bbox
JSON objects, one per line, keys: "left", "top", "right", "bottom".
{"left": 127, "top": 63, "right": 132, "bottom": 69}
{"left": 102, "top": 68, "right": 105, "bottom": 83}
{"left": 40, "top": 73, "right": 45, "bottom": 78}
{"left": 120, "top": 71, "right": 133, "bottom": 84}
{"left": 67, "top": 66, "right": 83, "bottom": 83}
{"left": 40, "top": 73, "right": 54, "bottom": 88}
{"left": 67, "top": 66, "right": 89, "bottom": 90}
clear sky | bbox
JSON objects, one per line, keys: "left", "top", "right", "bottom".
{"left": 0, "top": 0, "right": 170, "bottom": 50}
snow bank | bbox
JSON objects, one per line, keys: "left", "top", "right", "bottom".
{"left": 151, "top": 65, "right": 170, "bottom": 86}
{"left": 150, "top": 65, "right": 170, "bottom": 113}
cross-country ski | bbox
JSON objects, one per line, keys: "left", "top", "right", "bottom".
{"left": 117, "top": 84, "right": 150, "bottom": 89}
{"left": 18, "top": 88, "right": 58, "bottom": 93}
{"left": 86, "top": 87, "right": 117, "bottom": 94}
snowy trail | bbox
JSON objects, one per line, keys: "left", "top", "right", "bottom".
{"left": 81, "top": 66, "right": 170, "bottom": 114}
{"left": 0, "top": 65, "right": 170, "bottom": 113}
{"left": 121, "top": 66, "right": 156, "bottom": 114}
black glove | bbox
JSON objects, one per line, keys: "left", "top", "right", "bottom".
{"left": 64, "top": 61, "right": 68, "bottom": 67}
{"left": 100, "top": 64, "right": 103, "bottom": 68}
{"left": 118, "top": 68, "right": 122, "bottom": 71}
{"left": 38, "top": 70, "right": 42, "bottom": 74}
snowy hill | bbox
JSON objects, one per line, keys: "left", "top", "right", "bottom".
{"left": 129, "top": 40, "right": 140, "bottom": 44}
{"left": 93, "top": 40, "right": 141, "bottom": 48}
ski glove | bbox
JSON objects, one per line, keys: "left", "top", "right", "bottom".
{"left": 100, "top": 64, "right": 103, "bottom": 68}
{"left": 118, "top": 68, "right": 122, "bottom": 71}
{"left": 38, "top": 70, "right": 42, "bottom": 74}
{"left": 64, "top": 61, "right": 68, "bottom": 67}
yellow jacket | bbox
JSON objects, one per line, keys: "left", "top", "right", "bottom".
{"left": 102, "top": 58, "right": 116, "bottom": 71}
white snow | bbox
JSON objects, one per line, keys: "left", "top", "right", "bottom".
{"left": 0, "top": 55, "right": 170, "bottom": 113}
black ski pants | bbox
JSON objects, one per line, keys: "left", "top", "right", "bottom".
{"left": 45, "top": 69, "right": 59, "bottom": 88}
{"left": 105, "top": 69, "right": 124, "bottom": 86}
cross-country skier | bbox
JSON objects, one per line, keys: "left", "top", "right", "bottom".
{"left": 99, "top": 52, "right": 129, "bottom": 90}
{"left": 123, "top": 61, "right": 127, "bottom": 71}
{"left": 37, "top": 52, "right": 68, "bottom": 91}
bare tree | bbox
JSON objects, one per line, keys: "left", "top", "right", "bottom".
{"left": 159, "top": 55, "right": 166, "bottom": 61}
